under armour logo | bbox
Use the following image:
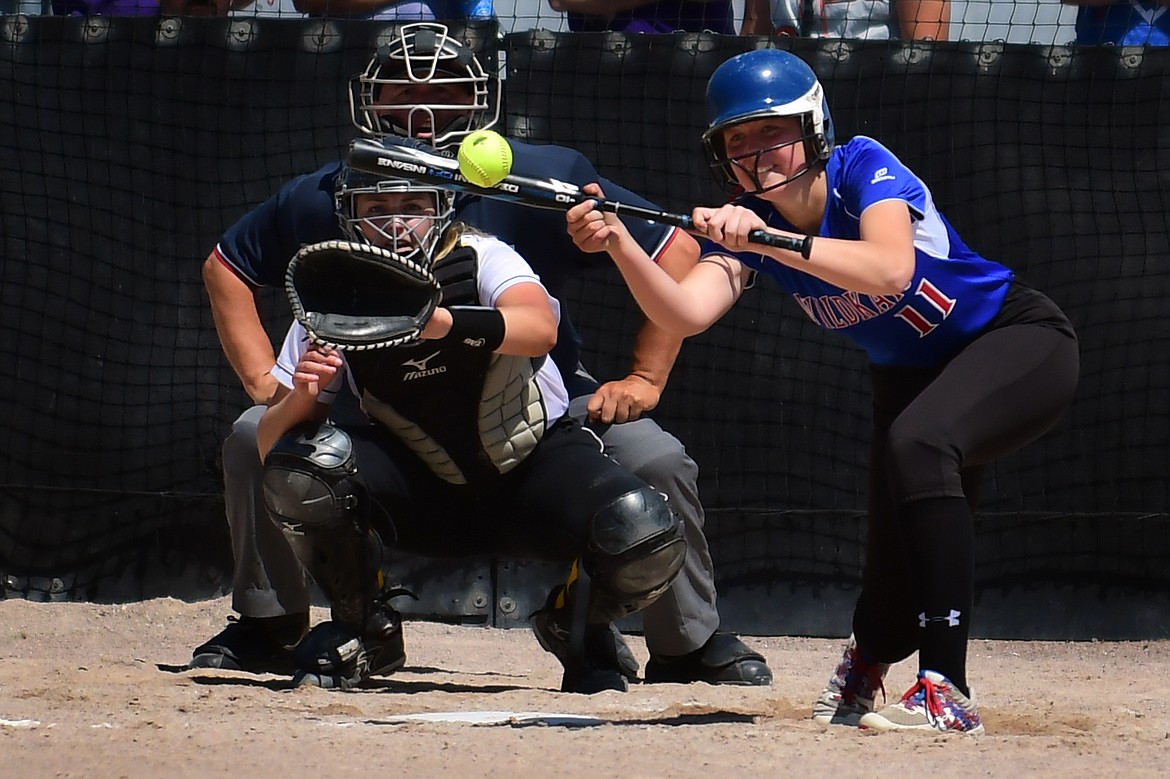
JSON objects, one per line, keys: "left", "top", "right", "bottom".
{"left": 871, "top": 167, "right": 896, "bottom": 184}
{"left": 402, "top": 351, "right": 441, "bottom": 371}
{"left": 919, "top": 609, "right": 962, "bottom": 628}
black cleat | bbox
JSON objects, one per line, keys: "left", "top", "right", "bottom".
{"left": 644, "top": 631, "right": 772, "bottom": 686}
{"left": 530, "top": 584, "right": 639, "bottom": 694}
{"left": 188, "top": 613, "right": 308, "bottom": 674}
{"left": 291, "top": 604, "right": 406, "bottom": 690}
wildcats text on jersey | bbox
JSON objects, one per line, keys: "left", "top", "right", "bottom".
{"left": 792, "top": 289, "right": 903, "bottom": 330}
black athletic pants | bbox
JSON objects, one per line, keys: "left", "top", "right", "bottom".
{"left": 348, "top": 416, "right": 649, "bottom": 563}
{"left": 852, "top": 283, "right": 1080, "bottom": 679}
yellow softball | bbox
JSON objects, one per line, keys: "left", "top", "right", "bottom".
{"left": 457, "top": 129, "right": 513, "bottom": 188}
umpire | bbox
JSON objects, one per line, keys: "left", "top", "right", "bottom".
{"left": 193, "top": 22, "right": 770, "bottom": 688}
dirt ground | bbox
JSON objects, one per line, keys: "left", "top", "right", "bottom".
{"left": 2, "top": 596, "right": 1168, "bottom": 778}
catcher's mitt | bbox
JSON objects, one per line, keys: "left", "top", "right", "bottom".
{"left": 286, "top": 239, "right": 440, "bottom": 350}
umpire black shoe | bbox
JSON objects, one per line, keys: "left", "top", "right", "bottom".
{"left": 292, "top": 604, "right": 406, "bottom": 690}
{"left": 644, "top": 631, "right": 772, "bottom": 686}
{"left": 530, "top": 584, "right": 639, "bottom": 694}
{"left": 188, "top": 613, "right": 308, "bottom": 673}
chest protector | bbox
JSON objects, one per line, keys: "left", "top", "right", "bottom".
{"left": 345, "top": 240, "right": 548, "bottom": 486}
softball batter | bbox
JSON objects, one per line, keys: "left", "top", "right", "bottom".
{"left": 567, "top": 47, "right": 1079, "bottom": 733}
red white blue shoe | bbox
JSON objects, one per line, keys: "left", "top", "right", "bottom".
{"left": 859, "top": 670, "right": 985, "bottom": 734}
{"left": 812, "top": 635, "right": 890, "bottom": 727}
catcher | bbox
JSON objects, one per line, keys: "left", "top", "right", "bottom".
{"left": 257, "top": 168, "right": 686, "bottom": 691}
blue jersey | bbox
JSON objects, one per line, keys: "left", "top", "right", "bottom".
{"left": 1074, "top": 2, "right": 1170, "bottom": 45}
{"left": 215, "top": 140, "right": 679, "bottom": 395}
{"left": 707, "top": 136, "right": 1013, "bottom": 368}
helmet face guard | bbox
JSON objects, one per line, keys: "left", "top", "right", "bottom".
{"left": 702, "top": 49, "right": 836, "bottom": 195}
{"left": 349, "top": 22, "right": 499, "bottom": 150}
{"left": 335, "top": 167, "right": 455, "bottom": 266}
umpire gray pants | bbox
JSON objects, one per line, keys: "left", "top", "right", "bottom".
{"left": 223, "top": 400, "right": 720, "bottom": 656}
{"left": 223, "top": 405, "right": 312, "bottom": 619}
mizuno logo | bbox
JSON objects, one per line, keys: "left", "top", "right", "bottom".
{"left": 871, "top": 167, "right": 896, "bottom": 184}
{"left": 403, "top": 352, "right": 441, "bottom": 371}
{"left": 402, "top": 351, "right": 447, "bottom": 381}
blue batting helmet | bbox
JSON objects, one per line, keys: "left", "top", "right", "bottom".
{"left": 702, "top": 49, "right": 836, "bottom": 191}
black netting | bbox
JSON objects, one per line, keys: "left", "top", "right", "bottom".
{"left": 1, "top": 18, "right": 1167, "bottom": 637}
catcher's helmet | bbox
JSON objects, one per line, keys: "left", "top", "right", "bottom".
{"left": 349, "top": 22, "right": 498, "bottom": 150}
{"left": 335, "top": 166, "right": 455, "bottom": 265}
{"left": 702, "top": 49, "right": 835, "bottom": 194}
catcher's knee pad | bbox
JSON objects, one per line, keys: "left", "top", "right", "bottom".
{"left": 262, "top": 424, "right": 381, "bottom": 626}
{"left": 583, "top": 487, "right": 686, "bottom": 623}
{"left": 263, "top": 423, "right": 363, "bottom": 531}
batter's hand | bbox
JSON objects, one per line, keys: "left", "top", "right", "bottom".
{"left": 292, "top": 345, "right": 342, "bottom": 398}
{"left": 566, "top": 183, "right": 629, "bottom": 254}
{"left": 587, "top": 374, "right": 661, "bottom": 424}
{"left": 691, "top": 204, "right": 769, "bottom": 252}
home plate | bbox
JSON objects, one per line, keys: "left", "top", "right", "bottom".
{"left": 1, "top": 718, "right": 44, "bottom": 729}
{"left": 365, "top": 711, "right": 607, "bottom": 727}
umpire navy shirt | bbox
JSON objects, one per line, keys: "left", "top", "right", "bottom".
{"left": 214, "top": 139, "right": 680, "bottom": 398}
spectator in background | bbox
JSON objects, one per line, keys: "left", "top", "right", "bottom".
{"left": 548, "top": 0, "right": 735, "bottom": 34}
{"left": 52, "top": 0, "right": 254, "bottom": 14}
{"left": 740, "top": 0, "right": 948, "bottom": 39}
{"left": 1063, "top": 0, "right": 1170, "bottom": 44}
{"left": 291, "top": 0, "right": 435, "bottom": 19}
{"left": 292, "top": 0, "right": 494, "bottom": 20}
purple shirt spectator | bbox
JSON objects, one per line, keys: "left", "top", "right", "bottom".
{"left": 53, "top": 0, "right": 160, "bottom": 13}
{"left": 558, "top": 0, "right": 734, "bottom": 34}
{"left": 53, "top": 0, "right": 249, "bottom": 15}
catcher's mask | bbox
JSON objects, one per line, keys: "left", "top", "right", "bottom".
{"left": 348, "top": 22, "right": 499, "bottom": 150}
{"left": 335, "top": 167, "right": 455, "bottom": 268}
